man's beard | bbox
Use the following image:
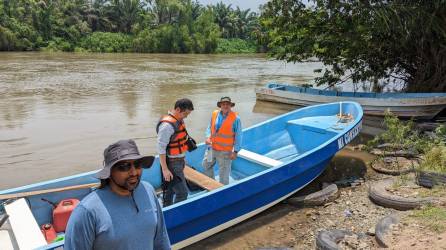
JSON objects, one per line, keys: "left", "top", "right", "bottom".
{"left": 111, "top": 175, "right": 141, "bottom": 191}
{"left": 124, "top": 176, "right": 141, "bottom": 191}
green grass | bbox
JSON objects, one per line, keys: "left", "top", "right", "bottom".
{"left": 392, "top": 173, "right": 412, "bottom": 188}
{"left": 418, "top": 185, "right": 446, "bottom": 198}
{"left": 418, "top": 145, "right": 446, "bottom": 174}
{"left": 411, "top": 205, "right": 446, "bottom": 232}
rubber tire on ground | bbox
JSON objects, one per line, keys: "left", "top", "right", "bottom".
{"left": 370, "top": 160, "right": 413, "bottom": 176}
{"left": 255, "top": 248, "right": 292, "bottom": 250}
{"left": 316, "top": 229, "right": 353, "bottom": 250}
{"left": 416, "top": 171, "right": 446, "bottom": 188}
{"left": 370, "top": 148, "right": 418, "bottom": 158}
{"left": 287, "top": 184, "right": 338, "bottom": 207}
{"left": 368, "top": 179, "right": 433, "bottom": 210}
{"left": 375, "top": 214, "right": 399, "bottom": 248}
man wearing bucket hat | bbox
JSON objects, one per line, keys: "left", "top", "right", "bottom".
{"left": 202, "top": 97, "right": 242, "bottom": 185}
{"left": 65, "top": 139, "right": 170, "bottom": 250}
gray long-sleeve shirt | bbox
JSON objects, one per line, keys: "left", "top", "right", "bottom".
{"left": 157, "top": 120, "right": 186, "bottom": 158}
{"left": 64, "top": 182, "right": 170, "bottom": 250}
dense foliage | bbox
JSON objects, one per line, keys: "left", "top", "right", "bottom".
{"left": 261, "top": 0, "right": 446, "bottom": 92}
{"left": 367, "top": 112, "right": 424, "bottom": 153}
{"left": 215, "top": 38, "right": 256, "bottom": 53}
{"left": 420, "top": 145, "right": 446, "bottom": 174}
{"left": 0, "top": 0, "right": 262, "bottom": 53}
{"left": 368, "top": 112, "right": 446, "bottom": 173}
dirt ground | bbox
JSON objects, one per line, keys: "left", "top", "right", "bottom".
{"left": 185, "top": 148, "right": 446, "bottom": 250}
{"left": 388, "top": 218, "right": 446, "bottom": 250}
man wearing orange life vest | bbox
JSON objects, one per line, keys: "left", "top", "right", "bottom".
{"left": 202, "top": 97, "right": 242, "bottom": 185}
{"left": 156, "top": 98, "right": 194, "bottom": 207}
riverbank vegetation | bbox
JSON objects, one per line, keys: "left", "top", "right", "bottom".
{"left": 368, "top": 113, "right": 446, "bottom": 175}
{"left": 0, "top": 0, "right": 261, "bottom": 53}
{"left": 261, "top": 0, "right": 446, "bottom": 92}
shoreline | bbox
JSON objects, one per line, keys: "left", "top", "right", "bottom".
{"left": 185, "top": 148, "right": 446, "bottom": 249}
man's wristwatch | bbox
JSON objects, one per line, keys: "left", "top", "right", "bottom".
{"left": 234, "top": 151, "right": 238, "bottom": 154}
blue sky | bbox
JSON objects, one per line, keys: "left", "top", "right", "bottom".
{"left": 198, "top": 0, "right": 269, "bottom": 12}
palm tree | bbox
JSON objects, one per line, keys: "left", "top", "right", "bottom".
{"left": 110, "top": 0, "right": 144, "bottom": 33}
{"left": 36, "top": 0, "right": 55, "bottom": 40}
{"left": 213, "top": 2, "right": 232, "bottom": 38}
{"left": 148, "top": 0, "right": 185, "bottom": 25}
{"left": 190, "top": 0, "right": 202, "bottom": 20}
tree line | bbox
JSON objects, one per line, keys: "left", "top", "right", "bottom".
{"left": 0, "top": 0, "right": 263, "bottom": 53}
{"left": 1, "top": 0, "right": 444, "bottom": 92}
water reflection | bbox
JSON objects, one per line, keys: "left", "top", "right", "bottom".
{"left": 0, "top": 97, "right": 35, "bottom": 129}
{"left": 117, "top": 85, "right": 140, "bottom": 120}
{"left": 252, "top": 100, "right": 300, "bottom": 115}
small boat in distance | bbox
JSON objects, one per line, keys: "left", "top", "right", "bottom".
{"left": 256, "top": 83, "right": 446, "bottom": 120}
{"left": 0, "top": 102, "right": 363, "bottom": 250}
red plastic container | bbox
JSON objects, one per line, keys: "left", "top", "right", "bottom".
{"left": 41, "top": 223, "right": 57, "bottom": 243}
{"left": 53, "top": 198, "right": 79, "bottom": 232}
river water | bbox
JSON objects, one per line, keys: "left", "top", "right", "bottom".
{"left": 0, "top": 52, "right": 323, "bottom": 189}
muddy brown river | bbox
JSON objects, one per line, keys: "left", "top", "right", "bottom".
{"left": 0, "top": 52, "right": 325, "bottom": 189}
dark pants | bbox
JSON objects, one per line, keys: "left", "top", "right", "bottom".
{"left": 163, "top": 157, "right": 189, "bottom": 207}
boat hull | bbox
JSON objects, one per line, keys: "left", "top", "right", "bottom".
{"left": 168, "top": 153, "right": 334, "bottom": 248}
{"left": 256, "top": 86, "right": 446, "bottom": 119}
{"left": 168, "top": 111, "right": 363, "bottom": 248}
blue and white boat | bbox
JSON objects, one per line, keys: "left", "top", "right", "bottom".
{"left": 0, "top": 102, "right": 363, "bottom": 250}
{"left": 256, "top": 83, "right": 446, "bottom": 119}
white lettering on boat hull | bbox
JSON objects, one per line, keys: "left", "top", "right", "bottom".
{"left": 337, "top": 121, "right": 362, "bottom": 150}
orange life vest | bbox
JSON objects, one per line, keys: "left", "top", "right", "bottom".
{"left": 210, "top": 110, "right": 237, "bottom": 151}
{"left": 157, "top": 114, "right": 189, "bottom": 155}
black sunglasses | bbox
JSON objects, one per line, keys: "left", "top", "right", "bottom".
{"left": 114, "top": 161, "right": 142, "bottom": 172}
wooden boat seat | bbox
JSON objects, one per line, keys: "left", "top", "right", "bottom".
{"left": 184, "top": 166, "right": 224, "bottom": 191}
{"left": 3, "top": 198, "right": 47, "bottom": 250}
{"left": 238, "top": 149, "right": 282, "bottom": 168}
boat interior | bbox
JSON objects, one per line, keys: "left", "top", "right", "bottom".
{"left": 182, "top": 108, "right": 356, "bottom": 193}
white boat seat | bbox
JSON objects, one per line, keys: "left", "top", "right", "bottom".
{"left": 238, "top": 149, "right": 283, "bottom": 168}
{"left": 0, "top": 229, "right": 15, "bottom": 250}
{"left": 4, "top": 198, "right": 47, "bottom": 250}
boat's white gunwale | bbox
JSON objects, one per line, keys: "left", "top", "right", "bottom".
{"left": 256, "top": 87, "right": 446, "bottom": 106}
